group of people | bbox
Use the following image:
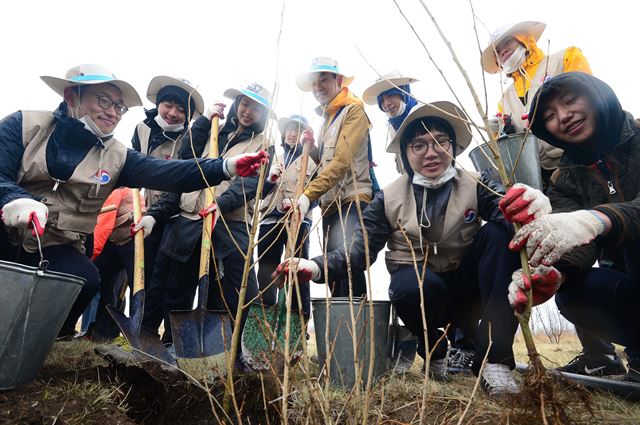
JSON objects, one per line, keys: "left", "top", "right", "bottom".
{"left": 0, "top": 20, "right": 637, "bottom": 397}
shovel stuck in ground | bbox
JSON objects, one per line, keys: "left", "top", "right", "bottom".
{"left": 170, "top": 117, "right": 232, "bottom": 381}
{"left": 107, "top": 189, "right": 177, "bottom": 368}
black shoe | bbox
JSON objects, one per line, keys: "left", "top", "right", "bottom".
{"left": 447, "top": 347, "right": 475, "bottom": 375}
{"left": 624, "top": 358, "right": 640, "bottom": 383}
{"left": 557, "top": 352, "right": 626, "bottom": 377}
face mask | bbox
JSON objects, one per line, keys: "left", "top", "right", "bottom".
{"left": 501, "top": 45, "right": 527, "bottom": 74}
{"left": 78, "top": 115, "right": 113, "bottom": 139}
{"left": 386, "top": 100, "right": 407, "bottom": 118}
{"left": 412, "top": 164, "right": 457, "bottom": 189}
{"left": 154, "top": 113, "right": 185, "bottom": 133}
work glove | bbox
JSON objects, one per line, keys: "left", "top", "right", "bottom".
{"left": 271, "top": 257, "right": 321, "bottom": 288}
{"left": 131, "top": 215, "right": 156, "bottom": 238}
{"left": 198, "top": 203, "right": 219, "bottom": 228}
{"left": 499, "top": 183, "right": 551, "bottom": 224}
{"left": 509, "top": 210, "right": 606, "bottom": 266}
{"left": 296, "top": 194, "right": 311, "bottom": 219}
{"left": 204, "top": 102, "right": 226, "bottom": 121}
{"left": 301, "top": 129, "right": 315, "bottom": 146}
{"left": 488, "top": 116, "right": 501, "bottom": 136}
{"left": 268, "top": 163, "right": 284, "bottom": 184}
{"left": 508, "top": 265, "right": 563, "bottom": 313}
{"left": 1, "top": 198, "right": 48, "bottom": 236}
{"left": 277, "top": 197, "right": 293, "bottom": 214}
{"left": 224, "top": 150, "right": 269, "bottom": 177}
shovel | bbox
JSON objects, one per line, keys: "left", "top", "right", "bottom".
{"left": 107, "top": 189, "right": 177, "bottom": 367}
{"left": 170, "top": 116, "right": 232, "bottom": 381}
{"left": 241, "top": 136, "right": 312, "bottom": 371}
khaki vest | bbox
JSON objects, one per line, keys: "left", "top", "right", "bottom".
{"left": 259, "top": 152, "right": 317, "bottom": 221}
{"left": 179, "top": 132, "right": 267, "bottom": 222}
{"left": 318, "top": 104, "right": 372, "bottom": 211}
{"left": 502, "top": 50, "right": 566, "bottom": 170}
{"left": 383, "top": 170, "right": 481, "bottom": 274}
{"left": 109, "top": 189, "right": 144, "bottom": 246}
{"left": 136, "top": 122, "right": 182, "bottom": 207}
{"left": 13, "top": 111, "right": 127, "bottom": 253}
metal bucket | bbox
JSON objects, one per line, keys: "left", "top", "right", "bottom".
{"left": 0, "top": 260, "right": 84, "bottom": 390}
{"left": 468, "top": 132, "right": 543, "bottom": 190}
{"left": 312, "top": 297, "right": 390, "bottom": 389}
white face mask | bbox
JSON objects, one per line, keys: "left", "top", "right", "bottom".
{"left": 154, "top": 113, "right": 185, "bottom": 133}
{"left": 386, "top": 100, "right": 407, "bottom": 118}
{"left": 78, "top": 115, "right": 113, "bottom": 139}
{"left": 500, "top": 45, "right": 527, "bottom": 74}
{"left": 412, "top": 164, "right": 457, "bottom": 189}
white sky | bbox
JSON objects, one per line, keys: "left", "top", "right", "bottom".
{"left": 2, "top": 0, "right": 637, "bottom": 300}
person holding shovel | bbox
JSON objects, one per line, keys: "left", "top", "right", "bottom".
{"left": 294, "top": 56, "right": 374, "bottom": 299}
{"left": 507, "top": 72, "right": 640, "bottom": 383}
{"left": 276, "top": 101, "right": 551, "bottom": 395}
{"left": 0, "top": 64, "right": 268, "bottom": 340}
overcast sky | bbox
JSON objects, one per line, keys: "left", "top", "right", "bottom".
{"left": 2, "top": 0, "right": 636, "bottom": 299}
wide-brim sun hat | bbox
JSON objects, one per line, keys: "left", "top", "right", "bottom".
{"left": 41, "top": 64, "right": 142, "bottom": 107}
{"left": 224, "top": 82, "right": 275, "bottom": 117}
{"left": 147, "top": 76, "right": 204, "bottom": 117}
{"left": 481, "top": 21, "right": 546, "bottom": 74}
{"left": 362, "top": 71, "right": 419, "bottom": 105}
{"left": 295, "top": 56, "right": 354, "bottom": 92}
{"left": 278, "top": 115, "right": 311, "bottom": 136}
{"left": 387, "top": 101, "right": 472, "bottom": 154}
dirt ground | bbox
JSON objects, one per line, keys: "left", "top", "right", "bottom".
{"left": 1, "top": 335, "right": 639, "bottom": 424}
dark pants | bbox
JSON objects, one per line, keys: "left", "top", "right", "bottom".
{"left": 388, "top": 222, "right": 521, "bottom": 373}
{"left": 556, "top": 240, "right": 640, "bottom": 357}
{"left": 322, "top": 201, "right": 368, "bottom": 298}
{"left": 139, "top": 222, "right": 171, "bottom": 332}
{"left": 162, "top": 239, "right": 259, "bottom": 344}
{"left": 257, "top": 221, "right": 311, "bottom": 315}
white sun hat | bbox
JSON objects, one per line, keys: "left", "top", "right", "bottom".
{"left": 295, "top": 56, "right": 354, "bottom": 92}
{"left": 278, "top": 114, "right": 311, "bottom": 136}
{"left": 41, "top": 64, "right": 142, "bottom": 107}
{"left": 146, "top": 76, "right": 204, "bottom": 117}
{"left": 481, "top": 21, "right": 546, "bottom": 74}
{"left": 362, "top": 71, "right": 419, "bottom": 105}
{"left": 387, "top": 101, "right": 472, "bottom": 154}
{"left": 224, "top": 81, "right": 273, "bottom": 110}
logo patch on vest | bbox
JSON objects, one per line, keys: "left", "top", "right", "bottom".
{"left": 463, "top": 208, "right": 477, "bottom": 224}
{"left": 94, "top": 170, "right": 111, "bottom": 184}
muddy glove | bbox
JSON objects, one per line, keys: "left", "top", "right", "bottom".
{"left": 204, "top": 102, "right": 226, "bottom": 121}
{"left": 131, "top": 215, "right": 156, "bottom": 238}
{"left": 508, "top": 265, "right": 563, "bottom": 313}
{"left": 499, "top": 183, "right": 551, "bottom": 224}
{"left": 277, "top": 197, "right": 293, "bottom": 214}
{"left": 224, "top": 150, "right": 269, "bottom": 177}
{"left": 271, "top": 257, "right": 320, "bottom": 288}
{"left": 268, "top": 163, "right": 284, "bottom": 184}
{"left": 1, "top": 198, "right": 48, "bottom": 236}
{"left": 509, "top": 210, "right": 606, "bottom": 266}
{"left": 296, "top": 194, "right": 311, "bottom": 219}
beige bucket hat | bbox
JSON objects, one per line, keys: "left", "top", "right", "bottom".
{"left": 362, "top": 71, "right": 418, "bottom": 105}
{"left": 295, "top": 57, "right": 354, "bottom": 92}
{"left": 147, "top": 76, "right": 204, "bottom": 117}
{"left": 481, "top": 21, "right": 546, "bottom": 74}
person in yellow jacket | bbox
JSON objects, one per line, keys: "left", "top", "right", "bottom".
{"left": 482, "top": 21, "right": 592, "bottom": 186}
{"left": 294, "top": 56, "right": 374, "bottom": 298}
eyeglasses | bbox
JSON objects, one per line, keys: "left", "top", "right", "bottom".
{"left": 90, "top": 93, "right": 128, "bottom": 115}
{"left": 409, "top": 139, "right": 451, "bottom": 155}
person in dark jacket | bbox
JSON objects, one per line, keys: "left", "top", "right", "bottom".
{"left": 0, "top": 64, "right": 268, "bottom": 339}
{"left": 144, "top": 82, "right": 280, "bottom": 345}
{"left": 508, "top": 72, "right": 640, "bottom": 382}
{"left": 276, "top": 102, "right": 549, "bottom": 395}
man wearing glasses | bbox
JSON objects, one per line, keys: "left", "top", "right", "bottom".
{"left": 0, "top": 64, "right": 267, "bottom": 339}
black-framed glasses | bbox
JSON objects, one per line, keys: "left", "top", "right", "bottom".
{"left": 409, "top": 139, "right": 451, "bottom": 155}
{"left": 90, "top": 93, "right": 128, "bottom": 115}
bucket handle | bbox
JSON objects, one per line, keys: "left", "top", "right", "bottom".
{"left": 30, "top": 215, "right": 48, "bottom": 272}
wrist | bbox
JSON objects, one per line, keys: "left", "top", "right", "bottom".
{"left": 223, "top": 158, "right": 232, "bottom": 178}
{"left": 585, "top": 210, "right": 608, "bottom": 236}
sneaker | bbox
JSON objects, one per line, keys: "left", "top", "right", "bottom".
{"left": 429, "top": 358, "right": 449, "bottom": 382}
{"left": 481, "top": 363, "right": 519, "bottom": 396}
{"left": 624, "top": 358, "right": 640, "bottom": 383}
{"left": 447, "top": 347, "right": 474, "bottom": 375}
{"left": 557, "top": 352, "right": 626, "bottom": 377}
{"left": 95, "top": 335, "right": 136, "bottom": 364}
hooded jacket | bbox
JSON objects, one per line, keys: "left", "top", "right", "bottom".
{"left": 529, "top": 72, "right": 640, "bottom": 275}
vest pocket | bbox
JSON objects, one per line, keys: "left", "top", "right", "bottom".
{"left": 55, "top": 211, "right": 96, "bottom": 233}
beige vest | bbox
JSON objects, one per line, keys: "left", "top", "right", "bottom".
{"left": 383, "top": 170, "right": 481, "bottom": 274}
{"left": 502, "top": 50, "right": 566, "bottom": 170}
{"left": 14, "top": 111, "right": 127, "bottom": 253}
{"left": 259, "top": 152, "right": 317, "bottom": 221}
{"left": 318, "top": 104, "right": 372, "bottom": 211}
{"left": 179, "top": 132, "right": 267, "bottom": 222}
{"left": 109, "top": 189, "right": 144, "bottom": 246}
{"left": 136, "top": 122, "right": 182, "bottom": 207}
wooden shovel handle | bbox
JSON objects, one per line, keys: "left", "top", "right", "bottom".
{"left": 131, "top": 188, "right": 144, "bottom": 295}
{"left": 199, "top": 117, "right": 220, "bottom": 280}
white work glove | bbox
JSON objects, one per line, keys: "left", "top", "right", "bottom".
{"left": 131, "top": 215, "right": 156, "bottom": 238}
{"left": 296, "top": 194, "right": 311, "bottom": 219}
{"left": 488, "top": 116, "right": 501, "bottom": 135}
{"left": 204, "top": 102, "right": 226, "bottom": 121}
{"left": 508, "top": 265, "right": 563, "bottom": 314}
{"left": 301, "top": 129, "right": 315, "bottom": 146}
{"left": 499, "top": 183, "right": 551, "bottom": 224}
{"left": 224, "top": 150, "right": 269, "bottom": 177}
{"left": 272, "top": 257, "right": 321, "bottom": 288}
{"left": 1, "top": 198, "right": 48, "bottom": 236}
{"left": 509, "top": 210, "right": 606, "bottom": 266}
{"left": 277, "top": 197, "right": 293, "bottom": 214}
{"left": 267, "top": 163, "right": 284, "bottom": 184}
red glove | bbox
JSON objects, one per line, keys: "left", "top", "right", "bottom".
{"left": 198, "top": 203, "right": 219, "bottom": 227}
{"left": 499, "top": 183, "right": 551, "bottom": 224}
{"left": 301, "top": 129, "right": 315, "bottom": 147}
{"left": 508, "top": 265, "right": 563, "bottom": 313}
{"left": 271, "top": 258, "right": 320, "bottom": 288}
{"left": 225, "top": 150, "right": 269, "bottom": 177}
